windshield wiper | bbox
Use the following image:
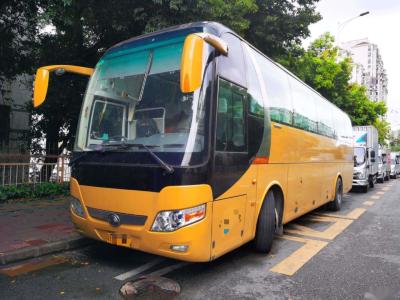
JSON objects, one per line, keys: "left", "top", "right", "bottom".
{"left": 101, "top": 142, "right": 174, "bottom": 174}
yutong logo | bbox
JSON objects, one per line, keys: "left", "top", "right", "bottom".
{"left": 108, "top": 213, "right": 121, "bottom": 227}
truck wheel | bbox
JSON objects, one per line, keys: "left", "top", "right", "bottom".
{"left": 328, "top": 177, "right": 343, "bottom": 211}
{"left": 254, "top": 191, "right": 275, "bottom": 253}
{"left": 369, "top": 176, "right": 374, "bottom": 188}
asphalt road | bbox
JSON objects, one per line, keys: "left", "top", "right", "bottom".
{"left": 1, "top": 179, "right": 399, "bottom": 300}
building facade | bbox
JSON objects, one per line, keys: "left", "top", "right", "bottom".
{"left": 341, "top": 38, "right": 388, "bottom": 103}
{"left": 0, "top": 74, "right": 32, "bottom": 154}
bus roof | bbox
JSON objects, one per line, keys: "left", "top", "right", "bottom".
{"left": 107, "top": 21, "right": 233, "bottom": 54}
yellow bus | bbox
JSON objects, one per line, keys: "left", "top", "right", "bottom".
{"left": 33, "top": 22, "right": 353, "bottom": 262}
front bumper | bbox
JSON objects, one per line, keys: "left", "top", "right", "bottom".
{"left": 70, "top": 178, "right": 213, "bottom": 262}
{"left": 352, "top": 178, "right": 368, "bottom": 187}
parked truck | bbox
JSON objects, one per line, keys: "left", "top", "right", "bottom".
{"left": 383, "top": 148, "right": 391, "bottom": 181}
{"left": 352, "top": 126, "right": 379, "bottom": 192}
{"left": 377, "top": 146, "right": 388, "bottom": 183}
{"left": 390, "top": 152, "right": 400, "bottom": 179}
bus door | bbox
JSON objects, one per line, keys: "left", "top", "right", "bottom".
{"left": 211, "top": 78, "right": 256, "bottom": 258}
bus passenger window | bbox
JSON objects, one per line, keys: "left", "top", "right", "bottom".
{"left": 216, "top": 79, "right": 247, "bottom": 152}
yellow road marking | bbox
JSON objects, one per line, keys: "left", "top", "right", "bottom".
{"left": 344, "top": 208, "right": 367, "bottom": 219}
{"left": 382, "top": 187, "right": 390, "bottom": 191}
{"left": 285, "top": 215, "right": 353, "bottom": 240}
{"left": 376, "top": 191, "right": 385, "bottom": 195}
{"left": 0, "top": 256, "right": 67, "bottom": 277}
{"left": 270, "top": 235, "right": 328, "bottom": 276}
{"left": 370, "top": 195, "right": 381, "bottom": 200}
{"left": 314, "top": 207, "right": 366, "bottom": 220}
{"left": 363, "top": 200, "right": 374, "bottom": 206}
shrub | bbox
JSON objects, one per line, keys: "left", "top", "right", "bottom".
{"left": 0, "top": 182, "right": 69, "bottom": 202}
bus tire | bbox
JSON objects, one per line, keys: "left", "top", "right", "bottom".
{"left": 254, "top": 191, "right": 275, "bottom": 253}
{"left": 328, "top": 177, "right": 343, "bottom": 211}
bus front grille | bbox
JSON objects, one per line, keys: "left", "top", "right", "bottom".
{"left": 87, "top": 207, "right": 147, "bottom": 226}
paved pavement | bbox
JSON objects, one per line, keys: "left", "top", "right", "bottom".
{"left": 0, "top": 179, "right": 399, "bottom": 299}
{"left": 0, "top": 197, "right": 89, "bottom": 264}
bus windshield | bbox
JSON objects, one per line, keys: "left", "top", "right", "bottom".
{"left": 354, "top": 147, "right": 366, "bottom": 166}
{"left": 74, "top": 35, "right": 209, "bottom": 166}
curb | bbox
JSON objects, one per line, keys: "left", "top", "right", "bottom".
{"left": 0, "top": 234, "right": 94, "bottom": 266}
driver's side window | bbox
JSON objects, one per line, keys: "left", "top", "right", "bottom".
{"left": 216, "top": 78, "right": 247, "bottom": 152}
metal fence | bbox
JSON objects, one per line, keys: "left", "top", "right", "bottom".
{"left": 0, "top": 155, "right": 70, "bottom": 186}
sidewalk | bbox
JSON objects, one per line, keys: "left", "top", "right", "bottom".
{"left": 0, "top": 197, "right": 91, "bottom": 265}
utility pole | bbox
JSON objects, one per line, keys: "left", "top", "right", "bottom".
{"left": 336, "top": 11, "right": 370, "bottom": 47}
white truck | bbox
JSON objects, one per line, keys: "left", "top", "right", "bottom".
{"left": 377, "top": 145, "right": 388, "bottom": 183}
{"left": 352, "top": 126, "right": 379, "bottom": 192}
{"left": 390, "top": 152, "right": 400, "bottom": 179}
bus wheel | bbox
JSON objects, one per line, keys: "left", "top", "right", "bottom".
{"left": 254, "top": 191, "right": 275, "bottom": 253}
{"left": 328, "top": 177, "right": 343, "bottom": 211}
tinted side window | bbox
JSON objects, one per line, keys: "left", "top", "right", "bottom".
{"left": 336, "top": 110, "right": 353, "bottom": 144}
{"left": 216, "top": 79, "right": 247, "bottom": 152}
{"left": 242, "top": 43, "right": 265, "bottom": 156}
{"left": 218, "top": 33, "right": 246, "bottom": 87}
{"left": 316, "top": 97, "right": 335, "bottom": 138}
{"left": 289, "top": 77, "right": 317, "bottom": 133}
{"left": 251, "top": 52, "right": 293, "bottom": 125}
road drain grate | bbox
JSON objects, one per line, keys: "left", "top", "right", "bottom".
{"left": 119, "top": 276, "right": 181, "bottom": 299}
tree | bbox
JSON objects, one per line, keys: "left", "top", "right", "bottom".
{"left": 374, "top": 118, "right": 390, "bottom": 145}
{"left": 244, "top": 0, "right": 321, "bottom": 59}
{"left": 284, "top": 33, "right": 389, "bottom": 141}
{"left": 0, "top": 1, "right": 39, "bottom": 88}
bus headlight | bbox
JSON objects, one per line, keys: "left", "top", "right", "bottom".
{"left": 70, "top": 197, "right": 85, "bottom": 218}
{"left": 151, "top": 204, "right": 206, "bottom": 232}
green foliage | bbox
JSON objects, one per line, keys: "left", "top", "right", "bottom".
{"left": 0, "top": 183, "right": 69, "bottom": 202}
{"left": 373, "top": 119, "right": 390, "bottom": 145}
{"left": 282, "top": 33, "right": 390, "bottom": 142}
{"left": 391, "top": 145, "right": 400, "bottom": 152}
{"left": 0, "top": 1, "right": 39, "bottom": 97}
{"left": 389, "top": 131, "right": 400, "bottom": 150}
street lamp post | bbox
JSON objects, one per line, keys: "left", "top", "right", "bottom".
{"left": 336, "top": 11, "right": 370, "bottom": 47}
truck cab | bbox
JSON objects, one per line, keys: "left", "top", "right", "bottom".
{"left": 390, "top": 152, "right": 400, "bottom": 179}
{"left": 352, "top": 126, "right": 378, "bottom": 192}
{"left": 353, "top": 146, "right": 376, "bottom": 192}
{"left": 377, "top": 152, "right": 386, "bottom": 183}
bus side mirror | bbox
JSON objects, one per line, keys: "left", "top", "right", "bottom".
{"left": 180, "top": 33, "right": 228, "bottom": 93}
{"left": 33, "top": 65, "right": 94, "bottom": 107}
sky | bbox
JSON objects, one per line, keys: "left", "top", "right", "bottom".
{"left": 303, "top": 0, "right": 400, "bottom": 130}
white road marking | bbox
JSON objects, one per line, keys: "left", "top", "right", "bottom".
{"left": 115, "top": 258, "right": 164, "bottom": 281}
{"left": 146, "top": 262, "right": 189, "bottom": 277}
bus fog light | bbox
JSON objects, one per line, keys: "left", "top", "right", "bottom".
{"left": 170, "top": 245, "right": 189, "bottom": 252}
{"left": 151, "top": 204, "right": 206, "bottom": 232}
{"left": 70, "top": 197, "right": 85, "bottom": 218}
